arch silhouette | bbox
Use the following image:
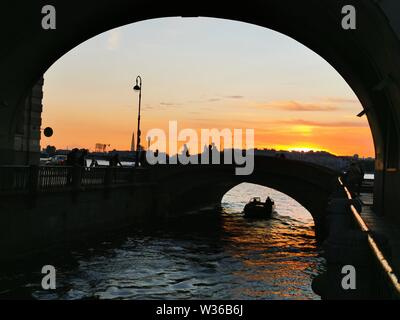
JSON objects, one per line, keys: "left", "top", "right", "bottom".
{"left": 152, "top": 156, "right": 339, "bottom": 239}
{"left": 0, "top": 0, "right": 399, "bottom": 221}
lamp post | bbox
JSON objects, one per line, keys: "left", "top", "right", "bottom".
{"left": 133, "top": 76, "right": 142, "bottom": 167}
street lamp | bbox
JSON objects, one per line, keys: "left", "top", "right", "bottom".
{"left": 133, "top": 76, "right": 142, "bottom": 167}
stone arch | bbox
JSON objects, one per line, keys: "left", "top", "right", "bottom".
{"left": 153, "top": 156, "right": 339, "bottom": 239}
{"left": 1, "top": 0, "right": 399, "bottom": 219}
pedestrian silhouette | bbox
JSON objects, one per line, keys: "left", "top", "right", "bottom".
{"left": 66, "top": 148, "right": 78, "bottom": 166}
{"left": 66, "top": 148, "right": 79, "bottom": 185}
{"left": 90, "top": 158, "right": 98, "bottom": 167}
{"left": 356, "top": 162, "right": 365, "bottom": 195}
{"left": 265, "top": 197, "right": 274, "bottom": 212}
{"left": 110, "top": 153, "right": 122, "bottom": 167}
{"left": 345, "top": 162, "right": 363, "bottom": 196}
{"left": 78, "top": 149, "right": 88, "bottom": 167}
{"left": 182, "top": 144, "right": 190, "bottom": 158}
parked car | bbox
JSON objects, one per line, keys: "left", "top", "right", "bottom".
{"left": 40, "top": 153, "right": 51, "bottom": 165}
{"left": 49, "top": 155, "right": 68, "bottom": 165}
{"left": 40, "top": 157, "right": 51, "bottom": 165}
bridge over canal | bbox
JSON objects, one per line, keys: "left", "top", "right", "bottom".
{"left": 0, "top": 156, "right": 339, "bottom": 262}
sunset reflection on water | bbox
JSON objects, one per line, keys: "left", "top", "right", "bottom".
{"left": 220, "top": 183, "right": 324, "bottom": 299}
{"left": 2, "top": 183, "right": 324, "bottom": 300}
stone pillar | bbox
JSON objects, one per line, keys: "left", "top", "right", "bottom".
{"left": 322, "top": 229, "right": 373, "bottom": 299}
{"left": 312, "top": 197, "right": 375, "bottom": 299}
{"left": 13, "top": 77, "right": 44, "bottom": 165}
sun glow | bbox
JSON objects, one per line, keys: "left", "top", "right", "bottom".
{"left": 289, "top": 147, "right": 319, "bottom": 153}
{"left": 261, "top": 144, "right": 333, "bottom": 154}
{"left": 287, "top": 146, "right": 332, "bottom": 153}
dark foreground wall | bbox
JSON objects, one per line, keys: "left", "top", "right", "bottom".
{"left": 0, "top": 184, "right": 157, "bottom": 263}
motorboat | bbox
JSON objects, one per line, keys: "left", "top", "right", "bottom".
{"left": 243, "top": 197, "right": 275, "bottom": 219}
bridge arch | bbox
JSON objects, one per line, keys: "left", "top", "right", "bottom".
{"left": 1, "top": 0, "right": 400, "bottom": 221}
{"left": 152, "top": 156, "right": 339, "bottom": 239}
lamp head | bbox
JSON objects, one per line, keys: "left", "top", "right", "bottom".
{"left": 134, "top": 76, "right": 142, "bottom": 91}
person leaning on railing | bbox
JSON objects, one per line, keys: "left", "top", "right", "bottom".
{"left": 344, "top": 162, "right": 364, "bottom": 196}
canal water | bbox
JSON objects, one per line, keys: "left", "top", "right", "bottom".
{"left": 1, "top": 183, "right": 324, "bottom": 300}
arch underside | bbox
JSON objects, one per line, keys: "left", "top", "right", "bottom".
{"left": 169, "top": 173, "right": 331, "bottom": 218}
{"left": 155, "top": 158, "right": 339, "bottom": 239}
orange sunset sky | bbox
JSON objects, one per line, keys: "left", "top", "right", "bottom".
{"left": 41, "top": 17, "right": 374, "bottom": 158}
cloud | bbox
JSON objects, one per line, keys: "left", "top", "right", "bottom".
{"left": 279, "top": 119, "right": 369, "bottom": 128}
{"left": 159, "top": 102, "right": 181, "bottom": 107}
{"left": 322, "top": 97, "right": 359, "bottom": 104}
{"left": 184, "top": 95, "right": 242, "bottom": 105}
{"left": 259, "top": 100, "right": 339, "bottom": 112}
{"left": 225, "top": 95, "right": 244, "bottom": 99}
{"left": 107, "top": 30, "right": 121, "bottom": 50}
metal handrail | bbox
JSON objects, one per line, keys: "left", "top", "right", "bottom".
{"left": 338, "top": 177, "right": 400, "bottom": 298}
{"left": 0, "top": 165, "right": 140, "bottom": 192}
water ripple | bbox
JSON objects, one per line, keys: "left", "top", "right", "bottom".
{"left": 1, "top": 183, "right": 324, "bottom": 300}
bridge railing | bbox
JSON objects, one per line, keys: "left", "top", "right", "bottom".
{"left": 82, "top": 167, "right": 107, "bottom": 186}
{"left": 0, "top": 165, "right": 30, "bottom": 192}
{"left": 39, "top": 165, "right": 71, "bottom": 190}
{"left": 0, "top": 165, "right": 145, "bottom": 193}
{"left": 110, "top": 167, "right": 135, "bottom": 185}
{"left": 338, "top": 177, "right": 400, "bottom": 299}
